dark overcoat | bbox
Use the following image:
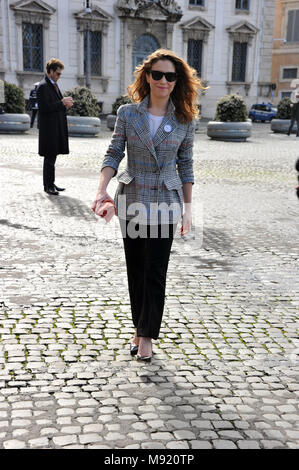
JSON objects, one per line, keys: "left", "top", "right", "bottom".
{"left": 37, "top": 75, "right": 69, "bottom": 157}
{"left": 292, "top": 102, "right": 299, "bottom": 119}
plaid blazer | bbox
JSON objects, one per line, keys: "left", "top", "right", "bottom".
{"left": 101, "top": 95, "right": 195, "bottom": 223}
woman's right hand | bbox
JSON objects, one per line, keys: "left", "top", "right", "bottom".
{"left": 92, "top": 191, "right": 114, "bottom": 215}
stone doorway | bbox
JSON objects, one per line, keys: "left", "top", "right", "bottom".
{"left": 132, "top": 34, "right": 160, "bottom": 72}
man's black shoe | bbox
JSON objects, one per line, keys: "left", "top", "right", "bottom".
{"left": 54, "top": 184, "right": 65, "bottom": 191}
{"left": 44, "top": 186, "right": 59, "bottom": 195}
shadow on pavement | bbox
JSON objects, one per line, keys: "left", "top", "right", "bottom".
{"left": 45, "top": 193, "right": 96, "bottom": 221}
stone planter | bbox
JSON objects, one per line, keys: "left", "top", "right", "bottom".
{"left": 67, "top": 116, "right": 101, "bottom": 137}
{"left": 107, "top": 114, "right": 117, "bottom": 131}
{"left": 0, "top": 113, "right": 30, "bottom": 133}
{"left": 271, "top": 119, "right": 297, "bottom": 134}
{"left": 207, "top": 120, "right": 252, "bottom": 142}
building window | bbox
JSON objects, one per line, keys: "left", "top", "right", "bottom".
{"left": 189, "top": 0, "right": 205, "bottom": 6}
{"left": 236, "top": 0, "right": 250, "bottom": 10}
{"left": 84, "top": 31, "right": 102, "bottom": 76}
{"left": 281, "top": 91, "right": 292, "bottom": 99}
{"left": 286, "top": 10, "right": 299, "bottom": 43}
{"left": 188, "top": 39, "right": 203, "bottom": 77}
{"left": 282, "top": 68, "right": 298, "bottom": 80}
{"left": 22, "top": 23, "right": 43, "bottom": 72}
{"left": 232, "top": 41, "right": 247, "bottom": 82}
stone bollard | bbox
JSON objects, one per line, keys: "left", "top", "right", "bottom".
{"left": 0, "top": 113, "right": 30, "bottom": 133}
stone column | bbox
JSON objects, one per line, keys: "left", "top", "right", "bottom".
{"left": 101, "top": 23, "right": 109, "bottom": 81}
{"left": 166, "top": 23, "right": 174, "bottom": 50}
{"left": 0, "top": 79, "right": 5, "bottom": 106}
{"left": 257, "top": 0, "right": 276, "bottom": 98}
{"left": 119, "top": 18, "right": 127, "bottom": 95}
{"left": 212, "top": 0, "right": 224, "bottom": 83}
{"left": 0, "top": 1, "right": 4, "bottom": 73}
{"left": 57, "top": 0, "right": 69, "bottom": 67}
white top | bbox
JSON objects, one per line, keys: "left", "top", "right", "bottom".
{"left": 291, "top": 89, "right": 299, "bottom": 103}
{"left": 148, "top": 112, "right": 164, "bottom": 139}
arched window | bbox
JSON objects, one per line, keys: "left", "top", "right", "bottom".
{"left": 132, "top": 34, "right": 160, "bottom": 72}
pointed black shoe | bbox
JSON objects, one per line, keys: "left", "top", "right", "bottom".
{"left": 136, "top": 355, "right": 152, "bottom": 363}
{"left": 44, "top": 186, "right": 59, "bottom": 195}
{"left": 54, "top": 184, "right": 65, "bottom": 192}
{"left": 130, "top": 344, "right": 139, "bottom": 356}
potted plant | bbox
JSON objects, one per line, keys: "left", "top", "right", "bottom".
{"left": 207, "top": 94, "right": 252, "bottom": 142}
{"left": 64, "top": 86, "right": 101, "bottom": 137}
{"left": 107, "top": 95, "right": 132, "bottom": 130}
{"left": 271, "top": 97, "right": 296, "bottom": 133}
{"left": 0, "top": 81, "right": 30, "bottom": 133}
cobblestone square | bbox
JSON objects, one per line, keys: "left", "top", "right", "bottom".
{"left": 0, "top": 123, "right": 298, "bottom": 449}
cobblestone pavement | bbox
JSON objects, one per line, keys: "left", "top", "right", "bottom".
{"left": 0, "top": 122, "right": 298, "bottom": 450}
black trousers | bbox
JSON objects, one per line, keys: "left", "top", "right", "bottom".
{"left": 121, "top": 221, "right": 176, "bottom": 340}
{"left": 288, "top": 117, "right": 299, "bottom": 136}
{"left": 30, "top": 109, "right": 38, "bottom": 128}
{"left": 43, "top": 155, "right": 57, "bottom": 189}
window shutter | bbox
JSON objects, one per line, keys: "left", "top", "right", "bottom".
{"left": 287, "top": 10, "right": 299, "bottom": 42}
{"left": 84, "top": 31, "right": 102, "bottom": 76}
{"left": 294, "top": 10, "right": 299, "bottom": 42}
{"left": 187, "top": 39, "right": 203, "bottom": 77}
{"left": 23, "top": 23, "right": 43, "bottom": 72}
{"left": 232, "top": 42, "right": 247, "bottom": 82}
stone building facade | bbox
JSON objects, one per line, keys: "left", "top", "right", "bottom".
{"left": 0, "top": 0, "right": 276, "bottom": 118}
{"left": 271, "top": 0, "right": 299, "bottom": 103}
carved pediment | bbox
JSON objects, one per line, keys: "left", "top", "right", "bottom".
{"left": 227, "top": 21, "right": 259, "bottom": 44}
{"left": 74, "top": 6, "right": 113, "bottom": 23}
{"left": 136, "top": 4, "right": 169, "bottom": 22}
{"left": 10, "top": 0, "right": 55, "bottom": 27}
{"left": 74, "top": 6, "right": 113, "bottom": 33}
{"left": 10, "top": 0, "right": 55, "bottom": 15}
{"left": 181, "top": 16, "right": 214, "bottom": 43}
{"left": 116, "top": 0, "right": 182, "bottom": 23}
{"left": 227, "top": 21, "right": 259, "bottom": 36}
{"left": 181, "top": 16, "right": 215, "bottom": 32}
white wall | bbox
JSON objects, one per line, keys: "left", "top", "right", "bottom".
{"left": 1, "top": 0, "right": 275, "bottom": 117}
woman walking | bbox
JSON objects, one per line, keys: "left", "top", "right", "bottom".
{"left": 92, "top": 49, "right": 203, "bottom": 362}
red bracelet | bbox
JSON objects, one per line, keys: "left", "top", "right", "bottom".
{"left": 96, "top": 198, "right": 117, "bottom": 216}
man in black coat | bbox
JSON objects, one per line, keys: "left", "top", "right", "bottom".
{"left": 296, "top": 158, "right": 299, "bottom": 199}
{"left": 37, "top": 58, "right": 73, "bottom": 195}
{"left": 287, "top": 92, "right": 299, "bottom": 137}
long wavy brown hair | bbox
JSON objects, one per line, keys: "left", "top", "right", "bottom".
{"left": 127, "top": 49, "right": 206, "bottom": 123}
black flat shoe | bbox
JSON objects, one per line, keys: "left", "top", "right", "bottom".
{"left": 136, "top": 355, "right": 152, "bottom": 363}
{"left": 130, "top": 344, "right": 139, "bottom": 356}
{"left": 54, "top": 184, "right": 65, "bottom": 191}
{"left": 44, "top": 186, "right": 59, "bottom": 195}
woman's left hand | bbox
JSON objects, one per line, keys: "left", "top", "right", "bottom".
{"left": 180, "top": 209, "right": 192, "bottom": 236}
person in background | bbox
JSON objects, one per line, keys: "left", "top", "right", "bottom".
{"left": 295, "top": 158, "right": 299, "bottom": 199}
{"left": 37, "top": 58, "right": 73, "bottom": 195}
{"left": 287, "top": 91, "right": 299, "bottom": 137}
{"left": 28, "top": 82, "right": 39, "bottom": 128}
{"left": 0, "top": 79, "right": 5, "bottom": 114}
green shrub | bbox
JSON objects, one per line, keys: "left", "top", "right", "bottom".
{"left": 3, "top": 81, "right": 25, "bottom": 113}
{"left": 63, "top": 86, "right": 100, "bottom": 117}
{"left": 276, "top": 97, "right": 292, "bottom": 119}
{"left": 214, "top": 94, "right": 248, "bottom": 122}
{"left": 112, "top": 95, "right": 132, "bottom": 115}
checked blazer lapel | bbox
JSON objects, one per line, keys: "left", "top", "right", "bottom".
{"left": 132, "top": 96, "right": 157, "bottom": 161}
{"left": 152, "top": 113, "right": 178, "bottom": 149}
{"left": 132, "top": 96, "right": 178, "bottom": 164}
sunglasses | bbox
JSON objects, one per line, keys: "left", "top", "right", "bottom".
{"left": 149, "top": 70, "right": 177, "bottom": 82}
